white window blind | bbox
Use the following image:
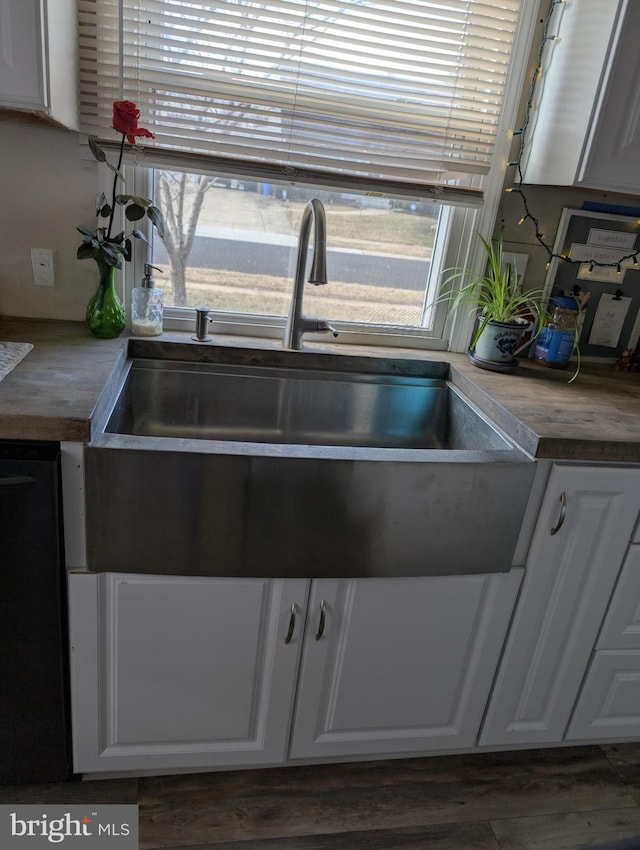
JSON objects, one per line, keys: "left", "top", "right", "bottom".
{"left": 78, "top": 0, "right": 523, "bottom": 201}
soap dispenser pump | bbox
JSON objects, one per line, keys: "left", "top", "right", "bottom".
{"left": 132, "top": 264, "right": 164, "bottom": 336}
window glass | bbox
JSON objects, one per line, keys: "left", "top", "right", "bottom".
{"left": 152, "top": 169, "right": 446, "bottom": 331}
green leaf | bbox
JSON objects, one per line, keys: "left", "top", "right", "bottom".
{"left": 123, "top": 238, "right": 132, "bottom": 262}
{"left": 125, "top": 203, "right": 146, "bottom": 222}
{"left": 107, "top": 255, "right": 123, "bottom": 269}
{"left": 98, "top": 246, "right": 123, "bottom": 269}
{"left": 88, "top": 138, "right": 106, "bottom": 162}
{"left": 132, "top": 229, "right": 150, "bottom": 246}
{"left": 99, "top": 243, "right": 117, "bottom": 258}
{"left": 116, "top": 194, "right": 151, "bottom": 207}
{"left": 111, "top": 231, "right": 125, "bottom": 245}
{"left": 95, "top": 192, "right": 108, "bottom": 216}
{"left": 77, "top": 243, "right": 95, "bottom": 260}
{"left": 104, "top": 240, "right": 126, "bottom": 254}
{"left": 77, "top": 225, "right": 97, "bottom": 239}
{"left": 147, "top": 205, "right": 165, "bottom": 238}
{"left": 105, "top": 161, "right": 124, "bottom": 181}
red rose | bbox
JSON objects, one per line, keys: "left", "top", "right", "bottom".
{"left": 112, "top": 100, "right": 154, "bottom": 145}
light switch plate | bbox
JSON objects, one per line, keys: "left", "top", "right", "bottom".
{"left": 31, "top": 248, "right": 55, "bottom": 287}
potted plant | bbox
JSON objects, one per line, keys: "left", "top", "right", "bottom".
{"left": 439, "top": 231, "right": 548, "bottom": 372}
{"left": 76, "top": 101, "right": 165, "bottom": 339}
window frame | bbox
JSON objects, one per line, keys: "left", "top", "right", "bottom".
{"left": 126, "top": 160, "right": 471, "bottom": 350}
{"left": 111, "top": 1, "right": 541, "bottom": 353}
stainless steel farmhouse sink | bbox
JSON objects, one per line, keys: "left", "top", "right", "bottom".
{"left": 104, "top": 357, "right": 514, "bottom": 451}
{"left": 85, "top": 345, "right": 535, "bottom": 579}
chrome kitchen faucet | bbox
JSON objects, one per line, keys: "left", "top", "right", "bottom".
{"left": 283, "top": 198, "right": 338, "bottom": 350}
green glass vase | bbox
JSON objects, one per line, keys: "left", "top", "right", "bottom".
{"left": 86, "top": 258, "right": 126, "bottom": 339}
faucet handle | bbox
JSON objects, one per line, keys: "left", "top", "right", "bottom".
{"left": 317, "top": 320, "right": 338, "bottom": 338}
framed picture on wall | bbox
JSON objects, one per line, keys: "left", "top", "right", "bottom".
{"left": 544, "top": 208, "right": 640, "bottom": 357}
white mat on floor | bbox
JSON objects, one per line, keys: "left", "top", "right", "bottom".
{"left": 0, "top": 342, "right": 33, "bottom": 382}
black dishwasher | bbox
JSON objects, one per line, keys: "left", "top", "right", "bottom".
{"left": 0, "top": 441, "right": 72, "bottom": 784}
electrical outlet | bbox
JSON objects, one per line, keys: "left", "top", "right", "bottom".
{"left": 31, "top": 248, "right": 55, "bottom": 287}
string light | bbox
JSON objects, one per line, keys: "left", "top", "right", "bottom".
{"left": 506, "top": 0, "right": 640, "bottom": 272}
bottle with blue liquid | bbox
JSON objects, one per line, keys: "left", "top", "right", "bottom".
{"left": 534, "top": 296, "right": 579, "bottom": 368}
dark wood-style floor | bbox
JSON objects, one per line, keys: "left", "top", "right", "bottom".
{"left": 2, "top": 745, "right": 640, "bottom": 849}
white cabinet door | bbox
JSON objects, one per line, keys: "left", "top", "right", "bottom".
{"left": 595, "top": 545, "right": 640, "bottom": 650}
{"left": 0, "top": 0, "right": 78, "bottom": 128}
{"left": 566, "top": 651, "right": 640, "bottom": 740}
{"left": 480, "top": 464, "right": 640, "bottom": 747}
{"left": 69, "top": 573, "right": 309, "bottom": 774}
{"left": 566, "top": 544, "right": 640, "bottom": 740}
{"left": 521, "top": 0, "right": 640, "bottom": 193}
{"left": 520, "top": 0, "right": 622, "bottom": 187}
{"left": 576, "top": 0, "right": 640, "bottom": 193}
{"left": 289, "top": 571, "right": 522, "bottom": 760}
{"left": 0, "top": 0, "right": 45, "bottom": 110}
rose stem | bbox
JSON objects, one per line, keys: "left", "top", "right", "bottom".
{"left": 106, "top": 133, "right": 126, "bottom": 240}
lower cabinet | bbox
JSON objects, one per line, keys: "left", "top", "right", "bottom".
{"left": 69, "top": 569, "right": 523, "bottom": 775}
{"left": 480, "top": 463, "right": 640, "bottom": 747}
{"left": 289, "top": 572, "right": 523, "bottom": 759}
{"left": 69, "top": 573, "right": 309, "bottom": 773}
{"left": 68, "top": 463, "right": 640, "bottom": 775}
{"left": 567, "top": 544, "right": 640, "bottom": 740}
{"left": 566, "top": 651, "right": 640, "bottom": 740}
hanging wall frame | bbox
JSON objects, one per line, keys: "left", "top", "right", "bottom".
{"left": 544, "top": 208, "right": 640, "bottom": 359}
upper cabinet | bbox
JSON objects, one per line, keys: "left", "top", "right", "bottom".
{"left": 0, "top": 0, "right": 78, "bottom": 129}
{"left": 522, "top": 0, "right": 640, "bottom": 193}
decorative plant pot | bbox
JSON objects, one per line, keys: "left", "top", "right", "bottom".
{"left": 86, "top": 259, "right": 126, "bottom": 339}
{"left": 473, "top": 318, "right": 531, "bottom": 363}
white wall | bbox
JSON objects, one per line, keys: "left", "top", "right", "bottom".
{"left": 0, "top": 114, "right": 99, "bottom": 320}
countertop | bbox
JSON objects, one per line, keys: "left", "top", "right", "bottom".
{"left": 0, "top": 317, "right": 639, "bottom": 461}
{"left": 0, "top": 319, "right": 128, "bottom": 442}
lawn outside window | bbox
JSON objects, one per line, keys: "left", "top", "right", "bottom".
{"left": 151, "top": 167, "right": 460, "bottom": 347}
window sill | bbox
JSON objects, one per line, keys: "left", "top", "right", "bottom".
{"left": 161, "top": 311, "right": 450, "bottom": 352}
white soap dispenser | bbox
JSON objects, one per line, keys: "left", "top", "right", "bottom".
{"left": 131, "top": 264, "right": 164, "bottom": 336}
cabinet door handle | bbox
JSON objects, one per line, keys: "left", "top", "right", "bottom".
{"left": 550, "top": 491, "right": 567, "bottom": 536}
{"left": 315, "top": 600, "right": 327, "bottom": 640}
{"left": 284, "top": 603, "right": 297, "bottom": 644}
{"left": 0, "top": 475, "right": 35, "bottom": 487}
